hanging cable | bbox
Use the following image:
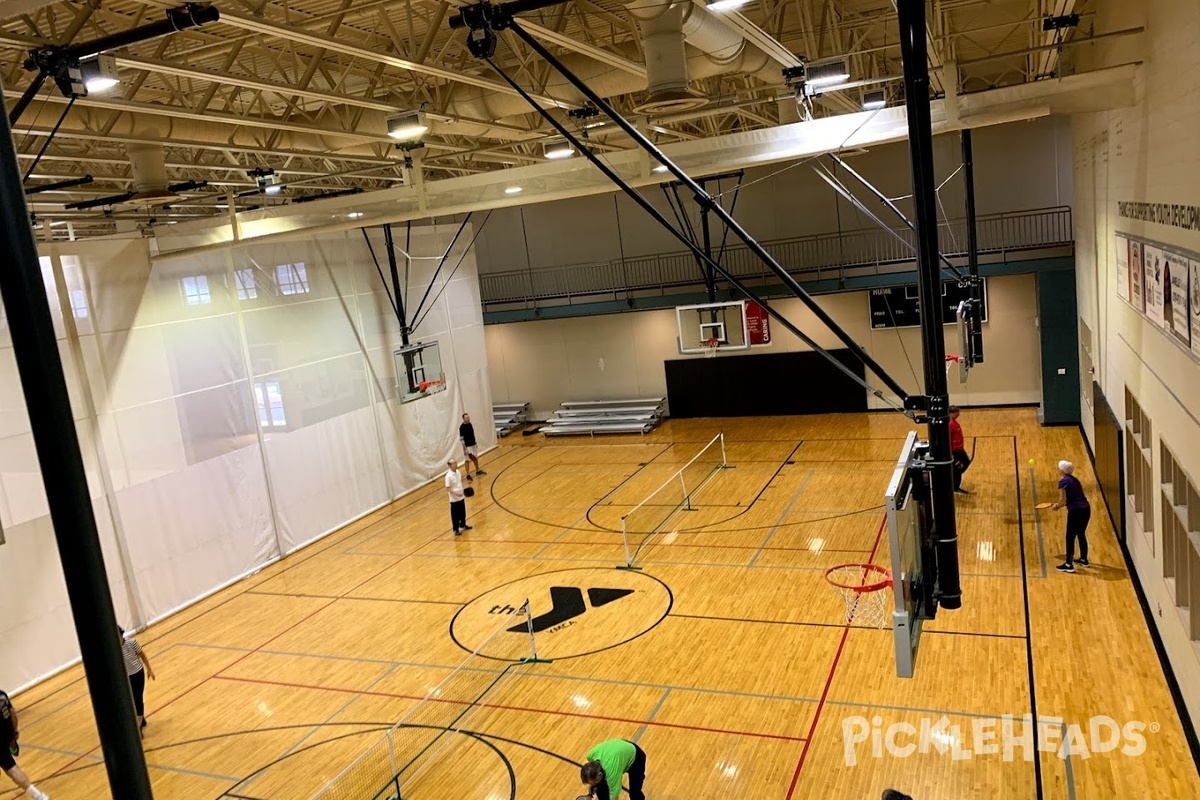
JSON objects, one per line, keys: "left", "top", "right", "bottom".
{"left": 481, "top": 47, "right": 908, "bottom": 415}
{"left": 361, "top": 229, "right": 401, "bottom": 321}
{"left": 407, "top": 213, "right": 474, "bottom": 325}
{"left": 410, "top": 211, "right": 494, "bottom": 332}
{"left": 21, "top": 97, "right": 74, "bottom": 184}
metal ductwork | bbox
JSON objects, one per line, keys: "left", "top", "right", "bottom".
{"left": 126, "top": 143, "right": 180, "bottom": 205}
{"left": 636, "top": 4, "right": 701, "bottom": 113}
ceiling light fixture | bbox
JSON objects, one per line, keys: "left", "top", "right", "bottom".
{"left": 543, "top": 142, "right": 575, "bottom": 160}
{"left": 386, "top": 110, "right": 429, "bottom": 141}
{"left": 347, "top": 212, "right": 364, "bottom": 219}
{"left": 805, "top": 56, "right": 850, "bottom": 88}
{"left": 504, "top": 186, "right": 523, "bottom": 195}
{"left": 81, "top": 54, "right": 119, "bottom": 93}
{"left": 706, "top": 0, "right": 750, "bottom": 10}
{"left": 862, "top": 89, "right": 887, "bottom": 111}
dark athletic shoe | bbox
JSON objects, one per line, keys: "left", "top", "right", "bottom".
{"left": 462, "top": 524, "right": 473, "bottom": 531}
{"left": 453, "top": 529, "right": 461, "bottom": 537}
{"left": 1056, "top": 562, "right": 1075, "bottom": 573}
{"left": 1077, "top": 558, "right": 1090, "bottom": 567}
{"left": 476, "top": 470, "right": 487, "bottom": 476}
{"left": 954, "top": 488, "right": 970, "bottom": 495}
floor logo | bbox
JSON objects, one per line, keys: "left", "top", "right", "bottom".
{"left": 451, "top": 568, "right": 671, "bottom": 660}
{"left": 491, "top": 586, "right": 635, "bottom": 633}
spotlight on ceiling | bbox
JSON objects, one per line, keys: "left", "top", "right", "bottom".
{"left": 543, "top": 141, "right": 575, "bottom": 160}
{"left": 387, "top": 110, "right": 429, "bottom": 141}
{"left": 248, "top": 167, "right": 282, "bottom": 195}
{"left": 81, "top": 54, "right": 119, "bottom": 93}
{"left": 706, "top": 0, "right": 750, "bottom": 11}
{"left": 862, "top": 89, "right": 887, "bottom": 111}
{"left": 652, "top": 164, "right": 669, "bottom": 174}
{"left": 805, "top": 57, "right": 850, "bottom": 88}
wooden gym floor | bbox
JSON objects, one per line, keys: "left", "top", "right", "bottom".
{"left": 6, "top": 409, "right": 1198, "bottom": 800}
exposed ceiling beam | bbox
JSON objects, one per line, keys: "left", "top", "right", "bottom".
{"left": 522, "top": 19, "right": 647, "bottom": 78}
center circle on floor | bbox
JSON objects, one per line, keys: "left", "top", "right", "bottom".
{"left": 450, "top": 567, "right": 673, "bottom": 660}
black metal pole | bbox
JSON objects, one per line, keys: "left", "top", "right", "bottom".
{"left": 897, "top": 0, "right": 961, "bottom": 610}
{"left": 961, "top": 129, "right": 984, "bottom": 363}
{"left": 25, "top": 174, "right": 93, "bottom": 194}
{"left": 828, "top": 153, "right": 962, "bottom": 278}
{"left": 65, "top": 3, "right": 221, "bottom": 61}
{"left": 382, "top": 223, "right": 410, "bottom": 346}
{"left": 0, "top": 84, "right": 154, "bottom": 798}
{"left": 699, "top": 193, "right": 716, "bottom": 304}
{"left": 503, "top": 19, "right": 909, "bottom": 401}
{"left": 482, "top": 54, "right": 898, "bottom": 406}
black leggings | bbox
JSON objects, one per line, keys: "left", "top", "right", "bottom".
{"left": 129, "top": 668, "right": 146, "bottom": 717}
{"left": 952, "top": 450, "right": 971, "bottom": 489}
{"left": 1065, "top": 507, "right": 1091, "bottom": 564}
{"left": 450, "top": 499, "right": 467, "bottom": 532}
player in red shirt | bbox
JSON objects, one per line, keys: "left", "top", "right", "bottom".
{"left": 949, "top": 406, "right": 970, "bottom": 494}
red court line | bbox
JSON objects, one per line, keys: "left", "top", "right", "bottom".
{"left": 39, "top": 529, "right": 449, "bottom": 784}
{"left": 784, "top": 514, "right": 888, "bottom": 799}
{"left": 215, "top": 674, "right": 807, "bottom": 744}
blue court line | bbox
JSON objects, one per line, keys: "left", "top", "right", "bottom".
{"left": 749, "top": 470, "right": 814, "bottom": 566}
{"left": 23, "top": 742, "right": 243, "bottom": 784}
{"left": 235, "top": 663, "right": 402, "bottom": 794}
{"left": 1029, "top": 467, "right": 1049, "bottom": 578}
{"left": 170, "top": 641, "right": 1028, "bottom": 728}
{"left": 1062, "top": 721, "right": 1078, "bottom": 800}
{"left": 632, "top": 688, "right": 672, "bottom": 743}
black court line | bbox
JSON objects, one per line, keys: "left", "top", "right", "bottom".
{"left": 672, "top": 613, "right": 1027, "bottom": 640}
{"left": 922, "top": 628, "right": 1027, "bottom": 641}
{"left": 1013, "top": 436, "right": 1045, "bottom": 800}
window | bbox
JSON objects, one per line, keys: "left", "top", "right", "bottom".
{"left": 1161, "top": 444, "right": 1200, "bottom": 642}
{"left": 235, "top": 269, "right": 257, "bottom": 300}
{"left": 181, "top": 275, "right": 211, "bottom": 305}
{"left": 69, "top": 289, "right": 89, "bottom": 319}
{"left": 1079, "top": 318, "right": 1094, "bottom": 411}
{"left": 254, "top": 380, "right": 286, "bottom": 428}
{"left": 276, "top": 262, "right": 309, "bottom": 295}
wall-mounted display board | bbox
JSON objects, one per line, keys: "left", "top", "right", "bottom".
{"left": 868, "top": 279, "right": 988, "bottom": 329}
{"left": 1116, "top": 233, "right": 1200, "bottom": 359}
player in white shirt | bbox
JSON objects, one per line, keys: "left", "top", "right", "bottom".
{"left": 445, "top": 459, "right": 472, "bottom": 536}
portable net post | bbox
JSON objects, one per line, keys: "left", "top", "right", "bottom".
{"left": 520, "top": 597, "right": 551, "bottom": 664}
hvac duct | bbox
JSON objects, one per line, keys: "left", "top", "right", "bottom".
{"left": 636, "top": 5, "right": 700, "bottom": 113}
{"left": 126, "top": 143, "right": 180, "bottom": 205}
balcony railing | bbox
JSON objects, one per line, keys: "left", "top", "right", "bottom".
{"left": 480, "top": 205, "right": 1073, "bottom": 307}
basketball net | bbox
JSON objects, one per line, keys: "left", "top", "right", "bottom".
{"left": 702, "top": 338, "right": 720, "bottom": 359}
{"left": 825, "top": 564, "right": 892, "bottom": 628}
{"left": 944, "top": 353, "right": 961, "bottom": 380}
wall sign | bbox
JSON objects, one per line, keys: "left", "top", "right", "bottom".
{"left": 746, "top": 301, "right": 771, "bottom": 345}
{"left": 868, "top": 279, "right": 988, "bottom": 329}
{"left": 1117, "top": 232, "right": 1200, "bottom": 360}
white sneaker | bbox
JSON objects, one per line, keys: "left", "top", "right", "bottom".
{"left": 27, "top": 787, "right": 49, "bottom": 800}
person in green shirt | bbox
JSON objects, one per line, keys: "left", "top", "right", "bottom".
{"left": 580, "top": 738, "right": 646, "bottom": 800}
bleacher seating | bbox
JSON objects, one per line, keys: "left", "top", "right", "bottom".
{"left": 542, "top": 398, "right": 665, "bottom": 437}
{"left": 493, "top": 402, "right": 530, "bottom": 437}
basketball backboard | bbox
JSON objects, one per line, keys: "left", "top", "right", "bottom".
{"left": 676, "top": 300, "right": 770, "bottom": 354}
{"left": 394, "top": 341, "right": 446, "bottom": 403}
{"left": 886, "top": 431, "right": 936, "bottom": 678}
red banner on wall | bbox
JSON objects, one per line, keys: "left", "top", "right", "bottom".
{"left": 746, "top": 301, "right": 771, "bottom": 345}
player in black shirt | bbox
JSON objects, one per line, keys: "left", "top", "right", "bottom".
{"left": 459, "top": 413, "right": 485, "bottom": 480}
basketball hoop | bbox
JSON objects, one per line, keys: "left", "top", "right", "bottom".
{"left": 824, "top": 563, "right": 892, "bottom": 628}
{"left": 418, "top": 379, "right": 445, "bottom": 393}
{"left": 945, "top": 353, "right": 961, "bottom": 379}
{"left": 702, "top": 337, "right": 720, "bottom": 359}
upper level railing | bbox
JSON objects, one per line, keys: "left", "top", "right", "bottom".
{"left": 480, "top": 205, "right": 1073, "bottom": 307}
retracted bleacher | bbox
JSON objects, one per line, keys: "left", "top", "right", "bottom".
{"left": 542, "top": 398, "right": 665, "bottom": 437}
{"left": 493, "top": 402, "right": 530, "bottom": 437}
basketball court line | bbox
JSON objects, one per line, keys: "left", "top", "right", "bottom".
{"left": 749, "top": 467, "right": 815, "bottom": 565}
{"left": 446, "top": 535, "right": 872, "bottom": 554}
{"left": 1028, "top": 466, "right": 1050, "bottom": 577}
{"left": 16, "top": 742, "right": 242, "bottom": 786}
{"left": 1012, "top": 437, "right": 1046, "bottom": 799}
{"left": 784, "top": 514, "right": 888, "bottom": 800}
{"left": 245, "top": 590, "right": 467, "bottom": 605}
{"left": 212, "top": 674, "right": 808, "bottom": 744}
{"left": 1061, "top": 722, "right": 1079, "bottom": 800}
{"left": 631, "top": 688, "right": 671, "bottom": 744}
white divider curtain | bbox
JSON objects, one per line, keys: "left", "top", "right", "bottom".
{"left": 0, "top": 223, "right": 492, "bottom": 692}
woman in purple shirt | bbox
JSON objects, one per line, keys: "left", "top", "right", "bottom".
{"left": 1052, "top": 460, "right": 1090, "bottom": 573}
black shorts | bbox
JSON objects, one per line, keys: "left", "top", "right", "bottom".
{"left": 0, "top": 742, "right": 15, "bottom": 771}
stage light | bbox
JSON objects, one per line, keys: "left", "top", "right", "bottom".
{"left": 387, "top": 110, "right": 429, "bottom": 141}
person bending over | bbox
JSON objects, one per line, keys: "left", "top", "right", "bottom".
{"left": 580, "top": 738, "right": 647, "bottom": 800}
